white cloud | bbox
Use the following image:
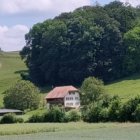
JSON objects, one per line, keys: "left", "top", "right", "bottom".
{"left": 0, "top": 0, "right": 91, "bottom": 15}
{"left": 0, "top": 0, "right": 91, "bottom": 52}
{"left": 120, "top": 0, "right": 140, "bottom": 7}
{"left": 0, "top": 25, "right": 29, "bottom": 52}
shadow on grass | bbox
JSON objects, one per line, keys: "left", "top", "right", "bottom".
{"left": 106, "top": 73, "right": 140, "bottom": 85}
{"left": 14, "top": 70, "right": 29, "bottom": 74}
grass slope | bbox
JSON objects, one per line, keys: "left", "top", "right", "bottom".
{"left": 0, "top": 52, "right": 27, "bottom": 107}
{"left": 105, "top": 74, "right": 140, "bottom": 101}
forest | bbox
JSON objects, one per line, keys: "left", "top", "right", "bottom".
{"left": 20, "top": 1, "right": 140, "bottom": 86}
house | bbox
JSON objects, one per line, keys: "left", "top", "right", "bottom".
{"left": 45, "top": 86, "right": 80, "bottom": 109}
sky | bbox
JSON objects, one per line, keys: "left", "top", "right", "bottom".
{"left": 0, "top": 0, "right": 140, "bottom": 52}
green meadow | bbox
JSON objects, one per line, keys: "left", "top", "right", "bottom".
{"left": 0, "top": 52, "right": 27, "bottom": 107}
{"left": 0, "top": 123, "right": 140, "bottom": 140}
{"left": 105, "top": 74, "right": 140, "bottom": 101}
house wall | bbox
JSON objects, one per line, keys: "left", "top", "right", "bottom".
{"left": 64, "top": 91, "right": 80, "bottom": 108}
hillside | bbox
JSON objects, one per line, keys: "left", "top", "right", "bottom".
{"left": 0, "top": 52, "right": 140, "bottom": 107}
{"left": 105, "top": 74, "right": 140, "bottom": 101}
{"left": 0, "top": 52, "right": 27, "bottom": 107}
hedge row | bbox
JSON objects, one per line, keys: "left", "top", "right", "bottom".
{"left": 82, "top": 96, "right": 140, "bottom": 122}
{"left": 28, "top": 107, "right": 81, "bottom": 123}
{"left": 0, "top": 113, "right": 24, "bottom": 124}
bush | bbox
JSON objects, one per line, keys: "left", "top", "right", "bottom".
{"left": 82, "top": 103, "right": 102, "bottom": 122}
{"left": 28, "top": 114, "right": 44, "bottom": 123}
{"left": 66, "top": 110, "right": 81, "bottom": 122}
{"left": 1, "top": 113, "right": 17, "bottom": 124}
{"left": 81, "top": 77, "right": 106, "bottom": 105}
{"left": 44, "top": 106, "right": 65, "bottom": 122}
{"left": 108, "top": 98, "right": 122, "bottom": 121}
{"left": 99, "top": 108, "right": 109, "bottom": 122}
{"left": 16, "top": 117, "right": 24, "bottom": 123}
{"left": 133, "top": 104, "right": 140, "bottom": 122}
{"left": 4, "top": 80, "right": 41, "bottom": 110}
{"left": 120, "top": 96, "right": 140, "bottom": 122}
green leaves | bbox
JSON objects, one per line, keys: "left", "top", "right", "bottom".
{"left": 123, "top": 25, "right": 140, "bottom": 74}
{"left": 4, "top": 81, "right": 41, "bottom": 110}
{"left": 20, "top": 2, "right": 139, "bottom": 85}
{"left": 81, "top": 77, "right": 105, "bottom": 105}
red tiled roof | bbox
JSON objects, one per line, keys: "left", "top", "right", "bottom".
{"left": 45, "top": 86, "right": 78, "bottom": 99}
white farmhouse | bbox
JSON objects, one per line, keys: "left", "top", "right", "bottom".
{"left": 45, "top": 86, "right": 80, "bottom": 109}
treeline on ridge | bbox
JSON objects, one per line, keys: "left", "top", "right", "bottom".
{"left": 20, "top": 1, "right": 140, "bottom": 86}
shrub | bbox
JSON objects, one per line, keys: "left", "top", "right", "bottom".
{"left": 16, "top": 117, "right": 24, "bottom": 123}
{"left": 44, "top": 106, "right": 65, "bottom": 122}
{"left": 1, "top": 113, "right": 17, "bottom": 124}
{"left": 133, "top": 104, "right": 140, "bottom": 122}
{"left": 82, "top": 103, "right": 102, "bottom": 122}
{"left": 4, "top": 80, "right": 41, "bottom": 110}
{"left": 81, "top": 77, "right": 106, "bottom": 105}
{"left": 120, "top": 96, "right": 140, "bottom": 122}
{"left": 108, "top": 98, "right": 122, "bottom": 121}
{"left": 66, "top": 110, "right": 81, "bottom": 122}
{"left": 28, "top": 114, "right": 44, "bottom": 123}
{"left": 99, "top": 108, "right": 109, "bottom": 122}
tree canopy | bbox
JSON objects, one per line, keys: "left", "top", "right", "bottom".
{"left": 20, "top": 1, "right": 140, "bottom": 86}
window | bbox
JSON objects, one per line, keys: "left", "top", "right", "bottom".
{"left": 75, "top": 97, "right": 79, "bottom": 100}
{"left": 66, "top": 97, "right": 74, "bottom": 100}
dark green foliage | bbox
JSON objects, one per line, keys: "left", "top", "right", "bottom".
{"left": 82, "top": 103, "right": 102, "bottom": 122}
{"left": 4, "top": 80, "right": 41, "bottom": 110}
{"left": 66, "top": 110, "right": 81, "bottom": 122}
{"left": 108, "top": 97, "right": 122, "bottom": 121}
{"left": 120, "top": 96, "right": 140, "bottom": 122}
{"left": 16, "top": 117, "right": 24, "bottom": 123}
{"left": 20, "top": 1, "right": 140, "bottom": 86}
{"left": 20, "top": 71, "right": 30, "bottom": 81}
{"left": 99, "top": 108, "right": 109, "bottom": 122}
{"left": 43, "top": 106, "right": 65, "bottom": 123}
{"left": 105, "top": 1, "right": 137, "bottom": 33}
{"left": 0, "top": 113, "right": 23, "bottom": 124}
{"left": 123, "top": 25, "right": 140, "bottom": 75}
{"left": 28, "top": 108, "right": 81, "bottom": 123}
{"left": 28, "top": 114, "right": 44, "bottom": 123}
{"left": 133, "top": 104, "right": 140, "bottom": 122}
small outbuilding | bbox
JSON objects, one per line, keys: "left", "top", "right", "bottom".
{"left": 45, "top": 86, "right": 80, "bottom": 109}
{"left": 0, "top": 109, "right": 23, "bottom": 116}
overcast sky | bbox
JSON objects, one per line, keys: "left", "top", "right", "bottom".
{"left": 0, "top": 0, "right": 140, "bottom": 52}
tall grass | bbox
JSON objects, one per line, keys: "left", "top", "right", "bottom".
{"left": 0, "top": 123, "right": 137, "bottom": 136}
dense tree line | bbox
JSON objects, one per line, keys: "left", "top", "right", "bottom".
{"left": 20, "top": 1, "right": 140, "bottom": 86}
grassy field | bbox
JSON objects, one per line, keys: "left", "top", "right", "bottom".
{"left": 0, "top": 52, "right": 27, "bottom": 107}
{"left": 0, "top": 123, "right": 140, "bottom": 139}
{"left": 105, "top": 74, "right": 140, "bottom": 101}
